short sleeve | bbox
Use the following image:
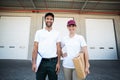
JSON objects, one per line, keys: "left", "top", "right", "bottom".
{"left": 61, "top": 37, "right": 65, "bottom": 48}
{"left": 80, "top": 36, "right": 87, "bottom": 47}
{"left": 56, "top": 32, "right": 61, "bottom": 43}
{"left": 61, "top": 37, "right": 67, "bottom": 53}
{"left": 34, "top": 31, "right": 39, "bottom": 42}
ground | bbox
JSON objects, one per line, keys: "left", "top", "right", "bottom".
{"left": 0, "top": 60, "right": 120, "bottom": 80}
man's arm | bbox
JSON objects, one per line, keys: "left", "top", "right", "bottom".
{"left": 56, "top": 42, "right": 62, "bottom": 74}
{"left": 32, "top": 42, "right": 38, "bottom": 72}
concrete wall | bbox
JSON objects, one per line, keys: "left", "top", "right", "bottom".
{"left": 114, "top": 15, "right": 120, "bottom": 59}
{"left": 0, "top": 12, "right": 120, "bottom": 60}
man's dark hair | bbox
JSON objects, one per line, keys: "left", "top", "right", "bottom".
{"left": 45, "top": 12, "right": 54, "bottom": 20}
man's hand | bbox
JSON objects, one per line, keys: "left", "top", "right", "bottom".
{"left": 55, "top": 63, "right": 60, "bottom": 74}
{"left": 32, "top": 63, "right": 36, "bottom": 72}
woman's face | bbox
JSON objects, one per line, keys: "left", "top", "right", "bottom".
{"left": 67, "top": 25, "right": 76, "bottom": 34}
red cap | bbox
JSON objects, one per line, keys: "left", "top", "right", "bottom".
{"left": 67, "top": 20, "right": 76, "bottom": 26}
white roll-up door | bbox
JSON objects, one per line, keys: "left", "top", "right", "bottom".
{"left": 0, "top": 16, "right": 31, "bottom": 59}
{"left": 86, "top": 19, "right": 117, "bottom": 60}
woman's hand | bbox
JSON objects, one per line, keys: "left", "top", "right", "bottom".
{"left": 62, "top": 53, "right": 67, "bottom": 58}
{"left": 85, "top": 67, "right": 90, "bottom": 75}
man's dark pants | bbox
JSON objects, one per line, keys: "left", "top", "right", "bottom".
{"left": 36, "top": 57, "right": 58, "bottom": 80}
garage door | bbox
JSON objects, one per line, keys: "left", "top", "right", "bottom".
{"left": 0, "top": 16, "right": 31, "bottom": 59}
{"left": 86, "top": 19, "right": 117, "bottom": 60}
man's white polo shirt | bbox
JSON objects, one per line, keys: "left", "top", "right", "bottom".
{"left": 34, "top": 28, "right": 61, "bottom": 58}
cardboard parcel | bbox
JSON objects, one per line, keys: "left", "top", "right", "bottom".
{"left": 73, "top": 53, "right": 86, "bottom": 79}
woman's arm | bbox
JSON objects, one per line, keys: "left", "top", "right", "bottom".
{"left": 82, "top": 46, "right": 90, "bottom": 74}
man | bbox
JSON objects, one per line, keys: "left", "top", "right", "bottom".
{"left": 32, "top": 12, "right": 61, "bottom": 80}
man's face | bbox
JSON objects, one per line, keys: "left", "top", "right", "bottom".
{"left": 45, "top": 16, "right": 54, "bottom": 27}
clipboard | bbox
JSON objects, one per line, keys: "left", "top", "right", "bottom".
{"left": 36, "top": 52, "right": 42, "bottom": 72}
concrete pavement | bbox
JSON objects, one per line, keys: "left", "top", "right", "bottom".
{"left": 0, "top": 60, "right": 120, "bottom": 80}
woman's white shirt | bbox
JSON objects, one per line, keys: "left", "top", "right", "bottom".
{"left": 61, "top": 34, "right": 87, "bottom": 68}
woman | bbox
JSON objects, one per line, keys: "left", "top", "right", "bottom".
{"left": 61, "top": 20, "right": 90, "bottom": 80}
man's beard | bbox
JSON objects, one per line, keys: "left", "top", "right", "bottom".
{"left": 46, "top": 22, "right": 53, "bottom": 27}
